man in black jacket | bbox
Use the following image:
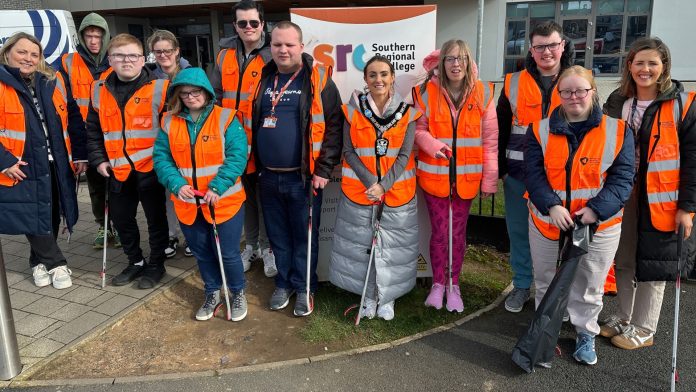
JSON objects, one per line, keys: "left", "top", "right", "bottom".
{"left": 86, "top": 33, "right": 169, "bottom": 289}
{"left": 251, "top": 21, "right": 343, "bottom": 317}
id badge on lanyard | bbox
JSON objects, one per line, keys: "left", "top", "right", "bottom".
{"left": 265, "top": 68, "right": 301, "bottom": 129}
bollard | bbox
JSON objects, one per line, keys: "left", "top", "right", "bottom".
{"left": 0, "top": 242, "right": 22, "bottom": 380}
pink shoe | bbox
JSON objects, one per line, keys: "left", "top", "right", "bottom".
{"left": 424, "top": 283, "right": 445, "bottom": 309}
{"left": 445, "top": 285, "right": 464, "bottom": 313}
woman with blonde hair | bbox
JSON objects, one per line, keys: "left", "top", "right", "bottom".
{"left": 525, "top": 65, "right": 634, "bottom": 365}
{"left": 600, "top": 37, "right": 696, "bottom": 350}
{"left": 413, "top": 39, "right": 498, "bottom": 313}
{"left": 0, "top": 32, "right": 86, "bottom": 289}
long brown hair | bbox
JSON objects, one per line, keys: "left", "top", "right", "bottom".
{"left": 620, "top": 37, "right": 672, "bottom": 98}
{"left": 435, "top": 39, "right": 476, "bottom": 107}
{"left": 0, "top": 32, "right": 56, "bottom": 80}
{"left": 147, "top": 29, "right": 181, "bottom": 77}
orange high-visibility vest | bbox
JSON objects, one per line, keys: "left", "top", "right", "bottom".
{"left": 247, "top": 64, "right": 331, "bottom": 175}
{"left": 413, "top": 79, "right": 494, "bottom": 199}
{"left": 341, "top": 100, "right": 420, "bottom": 207}
{"left": 645, "top": 92, "right": 696, "bottom": 232}
{"left": 504, "top": 70, "right": 562, "bottom": 164}
{"left": 528, "top": 115, "right": 626, "bottom": 240}
{"left": 161, "top": 106, "right": 246, "bottom": 225}
{"left": 61, "top": 52, "right": 113, "bottom": 121}
{"left": 217, "top": 48, "right": 267, "bottom": 174}
{"left": 91, "top": 78, "right": 168, "bottom": 182}
{"left": 0, "top": 74, "right": 72, "bottom": 186}
{"left": 604, "top": 263, "right": 617, "bottom": 295}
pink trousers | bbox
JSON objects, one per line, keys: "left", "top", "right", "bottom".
{"left": 423, "top": 191, "right": 472, "bottom": 285}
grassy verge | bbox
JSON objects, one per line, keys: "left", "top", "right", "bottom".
{"left": 470, "top": 179, "right": 506, "bottom": 217}
{"left": 299, "top": 244, "right": 511, "bottom": 348}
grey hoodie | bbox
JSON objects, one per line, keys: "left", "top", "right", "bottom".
{"left": 77, "top": 13, "right": 111, "bottom": 66}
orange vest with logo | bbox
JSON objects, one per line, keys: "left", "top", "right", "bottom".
{"left": 61, "top": 52, "right": 113, "bottom": 121}
{"left": 218, "top": 48, "right": 267, "bottom": 174}
{"left": 341, "top": 99, "right": 420, "bottom": 207}
{"left": 247, "top": 64, "right": 330, "bottom": 175}
{"left": 645, "top": 92, "right": 695, "bottom": 232}
{"left": 413, "top": 79, "right": 494, "bottom": 199}
{"left": 0, "top": 74, "right": 71, "bottom": 186}
{"left": 162, "top": 106, "right": 246, "bottom": 225}
{"left": 90, "top": 78, "right": 168, "bottom": 182}
{"left": 528, "top": 115, "right": 626, "bottom": 240}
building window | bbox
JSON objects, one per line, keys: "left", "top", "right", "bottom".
{"left": 503, "top": 0, "right": 652, "bottom": 76}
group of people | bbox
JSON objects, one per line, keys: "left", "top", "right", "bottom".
{"left": 0, "top": 0, "right": 694, "bottom": 367}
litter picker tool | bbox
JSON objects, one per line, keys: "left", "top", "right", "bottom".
{"left": 352, "top": 198, "right": 385, "bottom": 326}
{"left": 100, "top": 169, "right": 111, "bottom": 288}
{"left": 305, "top": 186, "right": 317, "bottom": 314}
{"left": 671, "top": 226, "right": 685, "bottom": 392}
{"left": 445, "top": 149, "right": 455, "bottom": 294}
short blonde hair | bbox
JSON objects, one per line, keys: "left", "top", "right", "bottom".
{"left": 557, "top": 65, "right": 600, "bottom": 117}
{"left": 107, "top": 33, "right": 143, "bottom": 55}
{"left": 0, "top": 32, "right": 56, "bottom": 80}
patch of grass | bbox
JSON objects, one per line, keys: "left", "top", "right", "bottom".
{"left": 470, "top": 179, "right": 506, "bottom": 216}
{"left": 299, "top": 244, "right": 511, "bottom": 348}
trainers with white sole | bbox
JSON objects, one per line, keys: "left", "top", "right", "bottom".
{"left": 261, "top": 248, "right": 277, "bottom": 277}
{"left": 599, "top": 315, "right": 628, "bottom": 338}
{"left": 241, "top": 244, "right": 259, "bottom": 272}
{"left": 195, "top": 291, "right": 221, "bottom": 321}
{"left": 32, "top": 264, "right": 51, "bottom": 287}
{"left": 48, "top": 266, "right": 72, "bottom": 289}
{"left": 230, "top": 290, "right": 248, "bottom": 321}
{"left": 611, "top": 324, "right": 654, "bottom": 350}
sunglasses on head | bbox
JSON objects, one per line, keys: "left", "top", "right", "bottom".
{"left": 236, "top": 20, "right": 261, "bottom": 29}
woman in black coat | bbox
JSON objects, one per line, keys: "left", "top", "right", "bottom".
{"left": 0, "top": 32, "right": 86, "bottom": 289}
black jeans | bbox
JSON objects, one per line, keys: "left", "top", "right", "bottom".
{"left": 27, "top": 162, "right": 67, "bottom": 269}
{"left": 109, "top": 170, "right": 168, "bottom": 265}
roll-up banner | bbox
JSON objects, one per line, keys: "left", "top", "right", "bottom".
{"left": 290, "top": 6, "right": 437, "bottom": 280}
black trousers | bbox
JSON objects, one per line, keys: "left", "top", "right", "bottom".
{"left": 85, "top": 165, "right": 108, "bottom": 228}
{"left": 27, "top": 162, "right": 67, "bottom": 269}
{"left": 109, "top": 170, "right": 168, "bottom": 265}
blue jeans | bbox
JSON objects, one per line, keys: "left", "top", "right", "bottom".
{"left": 258, "top": 169, "right": 321, "bottom": 292}
{"left": 180, "top": 207, "right": 245, "bottom": 294}
{"left": 504, "top": 175, "right": 533, "bottom": 289}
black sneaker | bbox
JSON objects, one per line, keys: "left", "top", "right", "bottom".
{"left": 183, "top": 241, "right": 193, "bottom": 257}
{"left": 138, "top": 263, "right": 166, "bottom": 289}
{"left": 165, "top": 237, "right": 178, "bottom": 258}
{"left": 112, "top": 264, "right": 145, "bottom": 286}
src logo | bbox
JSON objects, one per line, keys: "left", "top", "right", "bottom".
{"left": 580, "top": 157, "right": 589, "bottom": 165}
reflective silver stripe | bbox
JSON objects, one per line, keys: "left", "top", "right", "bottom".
{"left": 421, "top": 88, "right": 430, "bottom": 118}
{"left": 151, "top": 80, "right": 166, "bottom": 130}
{"left": 482, "top": 82, "right": 492, "bottom": 108}
{"left": 353, "top": 147, "right": 400, "bottom": 158}
{"left": 648, "top": 159, "right": 680, "bottom": 173}
{"left": 648, "top": 190, "right": 679, "bottom": 204}
{"left": 218, "top": 108, "right": 233, "bottom": 160}
{"left": 55, "top": 76, "right": 67, "bottom": 101}
{"left": 529, "top": 200, "right": 553, "bottom": 224}
{"left": 511, "top": 124, "right": 528, "bottom": 135}
{"left": 243, "top": 117, "right": 252, "bottom": 129}
{"left": 0, "top": 129, "right": 26, "bottom": 140}
{"left": 602, "top": 209, "right": 623, "bottom": 222}
{"left": 505, "top": 149, "right": 524, "bottom": 161}
{"left": 126, "top": 129, "right": 158, "bottom": 140}
{"left": 456, "top": 164, "right": 483, "bottom": 175}
{"left": 64, "top": 53, "right": 74, "bottom": 76}
{"left": 508, "top": 71, "right": 521, "bottom": 119}
{"left": 317, "top": 65, "right": 327, "bottom": 84}
{"left": 220, "top": 181, "right": 243, "bottom": 197}
{"left": 179, "top": 164, "right": 221, "bottom": 178}
{"left": 239, "top": 92, "right": 250, "bottom": 101}
{"left": 75, "top": 98, "right": 90, "bottom": 107}
{"left": 417, "top": 161, "right": 448, "bottom": 175}
{"left": 537, "top": 118, "right": 550, "bottom": 153}
{"left": 396, "top": 168, "right": 415, "bottom": 182}
{"left": 92, "top": 81, "right": 104, "bottom": 110}
{"left": 111, "top": 146, "right": 153, "bottom": 167}
{"left": 438, "top": 137, "right": 482, "bottom": 147}
{"left": 217, "top": 49, "right": 227, "bottom": 69}
{"left": 675, "top": 92, "right": 689, "bottom": 123}
{"left": 162, "top": 114, "right": 172, "bottom": 135}
{"left": 345, "top": 105, "right": 356, "bottom": 123}
{"left": 571, "top": 187, "right": 602, "bottom": 200}
{"left": 341, "top": 166, "right": 361, "bottom": 180}
{"left": 601, "top": 117, "right": 619, "bottom": 173}
{"left": 312, "top": 113, "right": 325, "bottom": 124}
{"left": 222, "top": 91, "right": 237, "bottom": 99}
{"left": 312, "top": 141, "right": 322, "bottom": 151}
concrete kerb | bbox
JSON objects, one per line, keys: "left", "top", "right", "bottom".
{"left": 7, "top": 281, "right": 515, "bottom": 388}
{"left": 11, "top": 266, "right": 199, "bottom": 383}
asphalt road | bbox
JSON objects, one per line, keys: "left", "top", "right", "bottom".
{"left": 9, "top": 280, "right": 695, "bottom": 392}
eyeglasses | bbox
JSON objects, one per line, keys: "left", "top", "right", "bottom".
{"left": 558, "top": 88, "right": 593, "bottom": 99}
{"left": 236, "top": 20, "right": 261, "bottom": 29}
{"left": 179, "top": 89, "right": 203, "bottom": 99}
{"left": 444, "top": 56, "right": 466, "bottom": 65}
{"left": 109, "top": 53, "right": 144, "bottom": 62}
{"left": 153, "top": 49, "right": 176, "bottom": 57}
{"left": 531, "top": 42, "right": 563, "bottom": 53}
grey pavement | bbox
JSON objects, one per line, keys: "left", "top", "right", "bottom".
{"left": 0, "top": 187, "right": 198, "bottom": 374}
{"left": 4, "top": 278, "right": 695, "bottom": 391}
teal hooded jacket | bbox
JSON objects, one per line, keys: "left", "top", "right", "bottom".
{"left": 153, "top": 67, "right": 248, "bottom": 197}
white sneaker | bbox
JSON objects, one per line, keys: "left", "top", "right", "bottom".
{"left": 261, "top": 248, "right": 277, "bottom": 277}
{"left": 48, "top": 266, "right": 72, "bottom": 289}
{"left": 377, "top": 301, "right": 395, "bottom": 321}
{"left": 32, "top": 264, "right": 50, "bottom": 287}
{"left": 359, "top": 297, "right": 377, "bottom": 319}
{"left": 240, "top": 245, "right": 254, "bottom": 272}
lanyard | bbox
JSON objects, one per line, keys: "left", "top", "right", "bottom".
{"left": 270, "top": 68, "right": 301, "bottom": 115}
{"left": 628, "top": 97, "right": 639, "bottom": 132}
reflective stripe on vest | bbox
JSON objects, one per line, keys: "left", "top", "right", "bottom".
{"left": 91, "top": 79, "right": 168, "bottom": 181}
{"left": 645, "top": 92, "right": 695, "bottom": 231}
{"left": 62, "top": 52, "right": 113, "bottom": 121}
{"left": 341, "top": 101, "right": 419, "bottom": 207}
{"left": 413, "top": 79, "right": 492, "bottom": 198}
{"left": 52, "top": 73, "right": 72, "bottom": 163}
{"left": 0, "top": 82, "right": 26, "bottom": 186}
{"left": 528, "top": 116, "right": 625, "bottom": 240}
{"left": 163, "top": 106, "right": 245, "bottom": 225}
